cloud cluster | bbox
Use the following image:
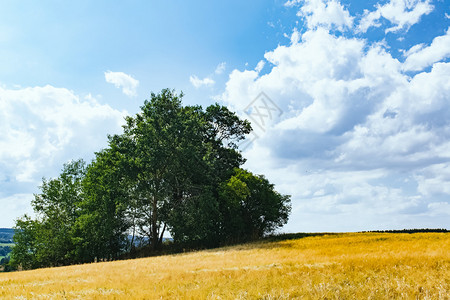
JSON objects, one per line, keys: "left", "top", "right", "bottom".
{"left": 0, "top": 85, "right": 126, "bottom": 226}
{"left": 287, "top": 0, "right": 353, "bottom": 31}
{"left": 220, "top": 0, "right": 450, "bottom": 230}
{"left": 104, "top": 71, "right": 140, "bottom": 97}
{"left": 358, "top": 0, "right": 433, "bottom": 33}
{"left": 287, "top": 0, "right": 433, "bottom": 34}
{"left": 403, "top": 28, "right": 450, "bottom": 71}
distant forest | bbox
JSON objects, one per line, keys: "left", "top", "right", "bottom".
{"left": 0, "top": 228, "right": 14, "bottom": 267}
{"left": 0, "top": 228, "right": 14, "bottom": 243}
{"left": 365, "top": 229, "right": 449, "bottom": 233}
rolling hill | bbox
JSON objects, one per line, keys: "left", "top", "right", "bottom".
{"left": 0, "top": 232, "right": 448, "bottom": 299}
{"left": 0, "top": 228, "right": 14, "bottom": 243}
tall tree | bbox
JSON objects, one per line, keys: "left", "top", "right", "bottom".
{"left": 111, "top": 89, "right": 252, "bottom": 249}
{"left": 10, "top": 160, "right": 86, "bottom": 269}
{"left": 9, "top": 216, "right": 40, "bottom": 270}
{"left": 112, "top": 89, "right": 186, "bottom": 249}
{"left": 75, "top": 147, "right": 130, "bottom": 262}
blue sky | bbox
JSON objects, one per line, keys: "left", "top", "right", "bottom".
{"left": 1, "top": 0, "right": 449, "bottom": 231}
{"left": 0, "top": 1, "right": 295, "bottom": 109}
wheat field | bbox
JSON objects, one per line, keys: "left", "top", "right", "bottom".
{"left": 0, "top": 232, "right": 448, "bottom": 299}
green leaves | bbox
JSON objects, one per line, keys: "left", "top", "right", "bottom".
{"left": 115, "top": 89, "right": 254, "bottom": 249}
{"left": 219, "top": 168, "right": 292, "bottom": 242}
{"left": 11, "top": 160, "right": 86, "bottom": 269}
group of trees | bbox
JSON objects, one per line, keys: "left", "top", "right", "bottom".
{"left": 10, "top": 89, "right": 291, "bottom": 270}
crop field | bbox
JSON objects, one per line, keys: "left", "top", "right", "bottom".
{"left": 0, "top": 232, "right": 448, "bottom": 299}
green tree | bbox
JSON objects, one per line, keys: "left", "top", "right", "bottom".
{"left": 9, "top": 216, "right": 40, "bottom": 270}
{"left": 165, "top": 186, "right": 221, "bottom": 248}
{"left": 11, "top": 160, "right": 85, "bottom": 269}
{"left": 111, "top": 89, "right": 251, "bottom": 249}
{"left": 74, "top": 147, "right": 130, "bottom": 262}
{"left": 219, "top": 168, "right": 291, "bottom": 242}
{"left": 112, "top": 89, "right": 186, "bottom": 249}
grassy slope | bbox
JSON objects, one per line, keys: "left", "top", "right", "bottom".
{"left": 0, "top": 232, "right": 449, "bottom": 299}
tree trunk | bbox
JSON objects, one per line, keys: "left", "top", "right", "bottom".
{"left": 151, "top": 194, "right": 159, "bottom": 250}
{"left": 159, "top": 223, "right": 166, "bottom": 245}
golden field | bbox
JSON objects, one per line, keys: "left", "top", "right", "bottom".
{"left": 0, "top": 232, "right": 449, "bottom": 299}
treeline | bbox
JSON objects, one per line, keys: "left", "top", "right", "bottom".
{"left": 9, "top": 89, "right": 291, "bottom": 271}
{"left": 364, "top": 229, "right": 449, "bottom": 233}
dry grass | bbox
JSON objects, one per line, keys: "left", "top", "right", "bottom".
{"left": 0, "top": 232, "right": 448, "bottom": 299}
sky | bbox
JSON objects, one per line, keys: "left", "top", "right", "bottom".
{"left": 1, "top": 0, "right": 449, "bottom": 232}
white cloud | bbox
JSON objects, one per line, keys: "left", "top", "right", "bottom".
{"left": 189, "top": 75, "right": 215, "bottom": 88}
{"left": 403, "top": 28, "right": 450, "bottom": 71}
{"left": 287, "top": 0, "right": 354, "bottom": 31}
{"left": 0, "top": 85, "right": 126, "bottom": 226}
{"left": 284, "top": 0, "right": 299, "bottom": 7}
{"left": 255, "top": 60, "right": 265, "bottom": 73}
{"left": 402, "top": 43, "right": 425, "bottom": 57}
{"left": 290, "top": 28, "right": 301, "bottom": 44}
{"left": 215, "top": 62, "right": 226, "bottom": 75}
{"left": 220, "top": 2, "right": 450, "bottom": 231}
{"left": 415, "top": 163, "right": 450, "bottom": 197}
{"left": 0, "top": 194, "right": 35, "bottom": 227}
{"left": 358, "top": 0, "right": 434, "bottom": 33}
{"left": 427, "top": 201, "right": 450, "bottom": 216}
{"left": 104, "top": 71, "right": 139, "bottom": 97}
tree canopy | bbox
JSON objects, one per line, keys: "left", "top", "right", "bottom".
{"left": 10, "top": 89, "right": 291, "bottom": 270}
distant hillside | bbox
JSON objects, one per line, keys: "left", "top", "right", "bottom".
{"left": 0, "top": 228, "right": 14, "bottom": 264}
{"left": 0, "top": 228, "right": 14, "bottom": 243}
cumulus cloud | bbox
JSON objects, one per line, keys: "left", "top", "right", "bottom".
{"left": 358, "top": 0, "right": 434, "bottom": 33}
{"left": 104, "top": 71, "right": 140, "bottom": 97}
{"left": 0, "top": 85, "right": 126, "bottom": 226}
{"left": 403, "top": 28, "right": 450, "bottom": 71}
{"left": 189, "top": 75, "right": 215, "bottom": 88}
{"left": 286, "top": 0, "right": 353, "bottom": 31}
{"left": 220, "top": 1, "right": 450, "bottom": 231}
